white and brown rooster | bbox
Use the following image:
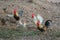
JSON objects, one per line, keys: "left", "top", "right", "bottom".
{"left": 32, "top": 13, "right": 52, "bottom": 32}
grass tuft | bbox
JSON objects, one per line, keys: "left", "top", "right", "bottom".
{"left": 0, "top": 27, "right": 40, "bottom": 38}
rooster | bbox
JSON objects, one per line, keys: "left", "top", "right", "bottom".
{"left": 13, "top": 9, "right": 20, "bottom": 21}
{"left": 32, "top": 13, "right": 52, "bottom": 32}
{"left": 19, "top": 20, "right": 27, "bottom": 27}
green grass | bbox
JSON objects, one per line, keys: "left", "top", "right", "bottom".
{"left": 53, "top": 31, "right": 60, "bottom": 37}
{"left": 0, "top": 27, "right": 60, "bottom": 39}
{"left": 0, "top": 27, "right": 40, "bottom": 38}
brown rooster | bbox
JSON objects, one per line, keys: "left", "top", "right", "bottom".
{"left": 13, "top": 9, "right": 20, "bottom": 21}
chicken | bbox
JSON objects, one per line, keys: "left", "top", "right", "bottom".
{"left": 32, "top": 13, "right": 37, "bottom": 24}
{"left": 32, "top": 13, "right": 44, "bottom": 31}
{"left": 13, "top": 9, "right": 20, "bottom": 21}
{"left": 32, "top": 13, "right": 43, "bottom": 26}
{"left": 32, "top": 13, "right": 52, "bottom": 32}
{"left": 19, "top": 20, "right": 27, "bottom": 27}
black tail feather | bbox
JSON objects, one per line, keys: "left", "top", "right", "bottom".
{"left": 45, "top": 20, "right": 52, "bottom": 28}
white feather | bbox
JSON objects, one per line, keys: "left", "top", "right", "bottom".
{"left": 37, "top": 14, "right": 43, "bottom": 24}
{"left": 23, "top": 22, "right": 26, "bottom": 27}
{"left": 7, "top": 14, "right": 13, "bottom": 17}
{"left": 33, "top": 16, "right": 37, "bottom": 24}
{"left": 19, "top": 20, "right": 27, "bottom": 27}
{"left": 19, "top": 20, "right": 23, "bottom": 25}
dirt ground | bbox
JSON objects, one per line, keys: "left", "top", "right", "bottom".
{"left": 0, "top": 0, "right": 60, "bottom": 40}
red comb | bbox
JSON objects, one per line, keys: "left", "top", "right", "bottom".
{"left": 14, "top": 9, "right": 16, "bottom": 15}
{"left": 32, "top": 13, "right": 35, "bottom": 18}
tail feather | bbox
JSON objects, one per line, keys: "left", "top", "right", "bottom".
{"left": 45, "top": 20, "right": 52, "bottom": 28}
